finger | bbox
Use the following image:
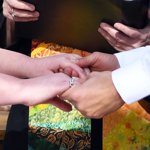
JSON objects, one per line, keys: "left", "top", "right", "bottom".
{"left": 98, "top": 27, "right": 116, "bottom": 46}
{"left": 63, "top": 67, "right": 82, "bottom": 77}
{"left": 76, "top": 55, "right": 96, "bottom": 68}
{"left": 84, "top": 68, "right": 91, "bottom": 75}
{"left": 100, "top": 22, "right": 119, "bottom": 39}
{"left": 108, "top": 39, "right": 134, "bottom": 51}
{"left": 7, "top": 12, "right": 38, "bottom": 22}
{"left": 63, "top": 67, "right": 74, "bottom": 76}
{"left": 11, "top": 8, "right": 39, "bottom": 18}
{"left": 99, "top": 28, "right": 134, "bottom": 51}
{"left": 71, "top": 68, "right": 90, "bottom": 77}
{"left": 66, "top": 54, "right": 82, "bottom": 61}
{"left": 65, "top": 63, "right": 86, "bottom": 79}
{"left": 100, "top": 23, "right": 131, "bottom": 44}
{"left": 14, "top": 17, "right": 39, "bottom": 22}
{"left": 114, "top": 22, "right": 141, "bottom": 38}
{"left": 3, "top": 2, "right": 39, "bottom": 22}
{"left": 7, "top": 0, "right": 35, "bottom": 11}
{"left": 3, "top": 1, "right": 12, "bottom": 18}
{"left": 48, "top": 97, "right": 72, "bottom": 112}
{"left": 113, "top": 44, "right": 133, "bottom": 51}
{"left": 71, "top": 70, "right": 80, "bottom": 77}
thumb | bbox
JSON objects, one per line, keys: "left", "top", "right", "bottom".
{"left": 76, "top": 55, "right": 95, "bottom": 68}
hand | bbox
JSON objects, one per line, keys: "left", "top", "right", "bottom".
{"left": 61, "top": 71, "right": 124, "bottom": 118}
{"left": 31, "top": 53, "right": 88, "bottom": 79}
{"left": 20, "top": 73, "right": 74, "bottom": 112}
{"left": 76, "top": 52, "right": 119, "bottom": 72}
{"left": 98, "top": 22, "right": 150, "bottom": 51}
{"left": 3, "top": 0, "right": 39, "bottom": 22}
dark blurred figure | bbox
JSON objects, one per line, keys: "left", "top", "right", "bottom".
{"left": 0, "top": 0, "right": 6, "bottom": 48}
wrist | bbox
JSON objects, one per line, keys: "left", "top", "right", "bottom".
{"left": 112, "top": 55, "right": 120, "bottom": 70}
{"left": 23, "top": 58, "right": 46, "bottom": 78}
{"left": 18, "top": 78, "right": 34, "bottom": 106}
{"left": 0, "top": 74, "right": 24, "bottom": 105}
{"left": 110, "top": 72, "right": 124, "bottom": 107}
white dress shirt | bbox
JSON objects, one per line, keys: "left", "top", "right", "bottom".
{"left": 112, "top": 46, "right": 150, "bottom": 104}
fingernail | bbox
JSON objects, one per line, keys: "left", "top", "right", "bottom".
{"left": 34, "top": 12, "right": 40, "bottom": 17}
{"left": 100, "top": 22, "right": 107, "bottom": 28}
{"left": 30, "top": 5, "right": 35, "bottom": 11}
{"left": 98, "top": 28, "right": 102, "bottom": 33}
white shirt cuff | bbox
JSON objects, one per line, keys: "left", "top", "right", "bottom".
{"left": 112, "top": 54, "right": 150, "bottom": 104}
{"left": 114, "top": 46, "right": 150, "bottom": 67}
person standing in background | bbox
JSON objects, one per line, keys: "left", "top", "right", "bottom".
{"left": 2, "top": 0, "right": 150, "bottom": 150}
{"left": 0, "top": 0, "right": 5, "bottom": 48}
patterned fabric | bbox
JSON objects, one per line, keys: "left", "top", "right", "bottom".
{"left": 29, "top": 41, "right": 91, "bottom": 150}
{"left": 29, "top": 126, "right": 90, "bottom": 150}
{"left": 103, "top": 103, "right": 150, "bottom": 150}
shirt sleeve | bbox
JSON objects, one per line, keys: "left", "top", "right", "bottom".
{"left": 114, "top": 45, "right": 150, "bottom": 67}
{"left": 112, "top": 50, "right": 150, "bottom": 104}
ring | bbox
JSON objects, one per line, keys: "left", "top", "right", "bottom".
{"left": 11, "top": 8, "right": 15, "bottom": 20}
{"left": 69, "top": 77, "right": 75, "bottom": 87}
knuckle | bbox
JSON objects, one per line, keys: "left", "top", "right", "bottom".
{"left": 93, "top": 52, "right": 99, "bottom": 57}
{"left": 131, "top": 32, "right": 139, "bottom": 38}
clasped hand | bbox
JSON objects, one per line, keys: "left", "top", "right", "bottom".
{"left": 21, "top": 52, "right": 124, "bottom": 119}
{"left": 43, "top": 52, "right": 124, "bottom": 119}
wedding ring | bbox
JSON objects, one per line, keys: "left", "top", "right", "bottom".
{"left": 69, "top": 77, "right": 75, "bottom": 87}
{"left": 11, "top": 8, "right": 15, "bottom": 20}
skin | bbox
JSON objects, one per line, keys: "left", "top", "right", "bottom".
{"left": 0, "top": 72, "right": 73, "bottom": 112}
{"left": 98, "top": 22, "right": 150, "bottom": 51}
{"left": 3, "top": 0, "right": 150, "bottom": 49}
{"left": 0, "top": 48, "right": 86, "bottom": 111}
{"left": 62, "top": 71, "right": 124, "bottom": 118}
{"left": 61, "top": 52, "right": 124, "bottom": 118}
{"left": 0, "top": 48, "right": 86, "bottom": 79}
{"left": 98, "top": 9, "right": 150, "bottom": 51}
{"left": 3, "top": 0, "right": 39, "bottom": 22}
{"left": 76, "top": 51, "right": 120, "bottom": 72}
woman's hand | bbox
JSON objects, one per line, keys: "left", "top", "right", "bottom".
{"left": 3, "top": 0, "right": 39, "bottom": 22}
{"left": 0, "top": 71, "right": 80, "bottom": 112}
{"left": 20, "top": 73, "right": 76, "bottom": 111}
{"left": 31, "top": 53, "right": 88, "bottom": 79}
{"left": 98, "top": 22, "right": 150, "bottom": 51}
{"left": 0, "top": 49, "right": 88, "bottom": 79}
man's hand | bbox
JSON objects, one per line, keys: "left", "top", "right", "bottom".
{"left": 61, "top": 71, "right": 124, "bottom": 118}
{"left": 76, "top": 52, "right": 120, "bottom": 72}
{"left": 3, "top": 0, "right": 39, "bottom": 22}
{"left": 98, "top": 22, "right": 150, "bottom": 51}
